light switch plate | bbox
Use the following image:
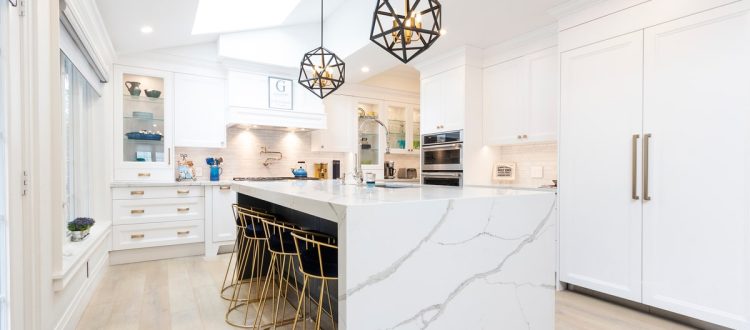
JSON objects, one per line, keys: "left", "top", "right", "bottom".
{"left": 531, "top": 166, "right": 544, "bottom": 179}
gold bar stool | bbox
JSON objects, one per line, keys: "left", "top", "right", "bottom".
{"left": 254, "top": 218, "right": 307, "bottom": 329}
{"left": 291, "top": 232, "right": 338, "bottom": 330}
{"left": 221, "top": 204, "right": 251, "bottom": 300}
{"left": 225, "top": 206, "right": 275, "bottom": 328}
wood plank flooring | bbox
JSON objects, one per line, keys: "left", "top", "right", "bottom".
{"left": 77, "top": 254, "right": 695, "bottom": 330}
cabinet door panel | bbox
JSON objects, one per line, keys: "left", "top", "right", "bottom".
{"left": 527, "top": 47, "right": 558, "bottom": 143}
{"left": 175, "top": 74, "right": 226, "bottom": 148}
{"left": 440, "top": 67, "right": 465, "bottom": 132}
{"left": 642, "top": 4, "right": 750, "bottom": 328}
{"left": 312, "top": 95, "right": 356, "bottom": 153}
{"left": 212, "top": 186, "right": 237, "bottom": 242}
{"left": 559, "top": 31, "right": 644, "bottom": 302}
{"left": 483, "top": 57, "right": 527, "bottom": 145}
{"left": 420, "top": 75, "right": 443, "bottom": 134}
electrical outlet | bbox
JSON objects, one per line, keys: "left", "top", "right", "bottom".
{"left": 531, "top": 166, "right": 544, "bottom": 179}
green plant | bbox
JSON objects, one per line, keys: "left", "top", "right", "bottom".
{"left": 68, "top": 217, "right": 95, "bottom": 232}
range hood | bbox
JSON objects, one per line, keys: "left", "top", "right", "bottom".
{"left": 226, "top": 70, "right": 326, "bottom": 130}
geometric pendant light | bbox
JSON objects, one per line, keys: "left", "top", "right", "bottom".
{"left": 298, "top": 0, "right": 346, "bottom": 99}
{"left": 369, "top": 0, "right": 442, "bottom": 63}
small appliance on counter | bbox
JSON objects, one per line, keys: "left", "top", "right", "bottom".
{"left": 206, "top": 157, "right": 224, "bottom": 181}
{"left": 312, "top": 163, "right": 329, "bottom": 179}
{"left": 384, "top": 161, "right": 396, "bottom": 179}
{"left": 291, "top": 161, "right": 308, "bottom": 178}
{"left": 397, "top": 168, "right": 419, "bottom": 179}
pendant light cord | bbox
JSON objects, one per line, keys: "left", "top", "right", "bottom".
{"left": 320, "top": 0, "right": 324, "bottom": 47}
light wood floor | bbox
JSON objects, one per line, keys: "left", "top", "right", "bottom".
{"left": 77, "top": 254, "right": 695, "bottom": 330}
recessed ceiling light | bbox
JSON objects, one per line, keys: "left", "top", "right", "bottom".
{"left": 361, "top": 66, "right": 370, "bottom": 73}
{"left": 440, "top": 28, "right": 447, "bottom": 35}
{"left": 140, "top": 26, "right": 153, "bottom": 34}
{"left": 192, "top": 0, "right": 302, "bottom": 35}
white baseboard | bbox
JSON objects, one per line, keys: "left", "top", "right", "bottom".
{"left": 109, "top": 242, "right": 204, "bottom": 265}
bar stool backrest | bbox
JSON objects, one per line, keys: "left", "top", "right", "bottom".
{"left": 235, "top": 204, "right": 274, "bottom": 239}
{"left": 260, "top": 218, "right": 302, "bottom": 254}
{"left": 291, "top": 232, "right": 338, "bottom": 280}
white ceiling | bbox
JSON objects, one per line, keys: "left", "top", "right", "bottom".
{"left": 96, "top": 0, "right": 346, "bottom": 54}
{"left": 97, "top": 0, "right": 569, "bottom": 78}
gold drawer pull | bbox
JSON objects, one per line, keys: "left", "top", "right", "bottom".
{"left": 131, "top": 234, "right": 145, "bottom": 239}
{"left": 177, "top": 207, "right": 190, "bottom": 212}
{"left": 130, "top": 209, "right": 145, "bottom": 214}
{"left": 177, "top": 230, "right": 190, "bottom": 236}
{"left": 219, "top": 185, "right": 231, "bottom": 190}
{"left": 130, "top": 190, "right": 145, "bottom": 196}
{"left": 137, "top": 172, "right": 151, "bottom": 177}
{"left": 177, "top": 189, "right": 190, "bottom": 194}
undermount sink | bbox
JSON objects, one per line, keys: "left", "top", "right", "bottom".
{"left": 373, "top": 183, "right": 417, "bottom": 189}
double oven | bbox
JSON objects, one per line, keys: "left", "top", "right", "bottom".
{"left": 421, "top": 130, "right": 463, "bottom": 187}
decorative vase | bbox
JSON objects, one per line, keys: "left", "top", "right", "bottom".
{"left": 71, "top": 229, "right": 90, "bottom": 242}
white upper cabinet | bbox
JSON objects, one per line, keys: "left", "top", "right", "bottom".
{"left": 114, "top": 65, "right": 175, "bottom": 181}
{"left": 227, "top": 71, "right": 267, "bottom": 109}
{"left": 174, "top": 73, "right": 227, "bottom": 148}
{"left": 311, "top": 95, "right": 357, "bottom": 153}
{"left": 420, "top": 66, "right": 467, "bottom": 134}
{"left": 483, "top": 47, "right": 557, "bottom": 146}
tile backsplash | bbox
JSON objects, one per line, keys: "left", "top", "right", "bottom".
{"left": 496, "top": 142, "right": 557, "bottom": 188}
{"left": 176, "top": 127, "right": 350, "bottom": 179}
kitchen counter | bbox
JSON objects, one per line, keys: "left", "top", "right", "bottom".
{"left": 232, "top": 180, "right": 556, "bottom": 329}
{"left": 110, "top": 180, "right": 233, "bottom": 187}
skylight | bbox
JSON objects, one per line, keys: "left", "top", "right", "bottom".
{"left": 192, "top": 0, "right": 302, "bottom": 35}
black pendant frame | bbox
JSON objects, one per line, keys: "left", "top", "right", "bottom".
{"left": 298, "top": 0, "right": 346, "bottom": 99}
{"left": 370, "top": 0, "right": 442, "bottom": 63}
{"left": 298, "top": 46, "right": 346, "bottom": 99}
{"left": 9, "top": 0, "right": 17, "bottom": 6}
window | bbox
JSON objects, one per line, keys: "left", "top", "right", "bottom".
{"left": 60, "top": 53, "right": 94, "bottom": 234}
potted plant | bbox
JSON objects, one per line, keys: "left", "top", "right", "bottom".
{"left": 68, "top": 217, "right": 95, "bottom": 242}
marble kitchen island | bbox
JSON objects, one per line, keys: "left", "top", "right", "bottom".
{"left": 232, "top": 180, "right": 557, "bottom": 329}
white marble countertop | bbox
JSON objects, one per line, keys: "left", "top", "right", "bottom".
{"left": 110, "top": 180, "right": 233, "bottom": 188}
{"left": 232, "top": 180, "right": 554, "bottom": 223}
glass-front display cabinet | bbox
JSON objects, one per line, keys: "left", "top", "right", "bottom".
{"left": 357, "top": 101, "right": 382, "bottom": 167}
{"left": 114, "top": 65, "right": 174, "bottom": 181}
{"left": 385, "top": 103, "right": 420, "bottom": 154}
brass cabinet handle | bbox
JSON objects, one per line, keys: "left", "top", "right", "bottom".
{"left": 130, "top": 209, "right": 145, "bottom": 214}
{"left": 643, "top": 133, "right": 652, "bottom": 201}
{"left": 177, "top": 230, "right": 190, "bottom": 236}
{"left": 177, "top": 207, "right": 190, "bottom": 212}
{"left": 177, "top": 189, "right": 190, "bottom": 194}
{"left": 130, "top": 190, "right": 145, "bottom": 196}
{"left": 632, "top": 134, "right": 640, "bottom": 200}
{"left": 130, "top": 234, "right": 145, "bottom": 239}
{"left": 137, "top": 172, "right": 151, "bottom": 177}
{"left": 219, "top": 185, "right": 231, "bottom": 190}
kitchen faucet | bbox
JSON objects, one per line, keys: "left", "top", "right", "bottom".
{"left": 354, "top": 116, "right": 390, "bottom": 184}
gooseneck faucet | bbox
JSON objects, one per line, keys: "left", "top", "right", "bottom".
{"left": 354, "top": 116, "right": 390, "bottom": 184}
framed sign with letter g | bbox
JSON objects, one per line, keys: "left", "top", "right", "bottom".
{"left": 269, "top": 77, "right": 293, "bottom": 110}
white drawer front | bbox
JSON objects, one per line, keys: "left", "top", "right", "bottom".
{"left": 113, "top": 197, "right": 204, "bottom": 225}
{"left": 112, "top": 186, "right": 204, "bottom": 200}
{"left": 114, "top": 168, "right": 174, "bottom": 182}
{"left": 112, "top": 220, "right": 205, "bottom": 251}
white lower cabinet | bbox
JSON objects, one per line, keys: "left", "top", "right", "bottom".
{"left": 111, "top": 185, "right": 205, "bottom": 252}
{"left": 560, "top": 3, "right": 750, "bottom": 329}
{"left": 211, "top": 185, "right": 236, "bottom": 243}
{"left": 112, "top": 220, "right": 204, "bottom": 250}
